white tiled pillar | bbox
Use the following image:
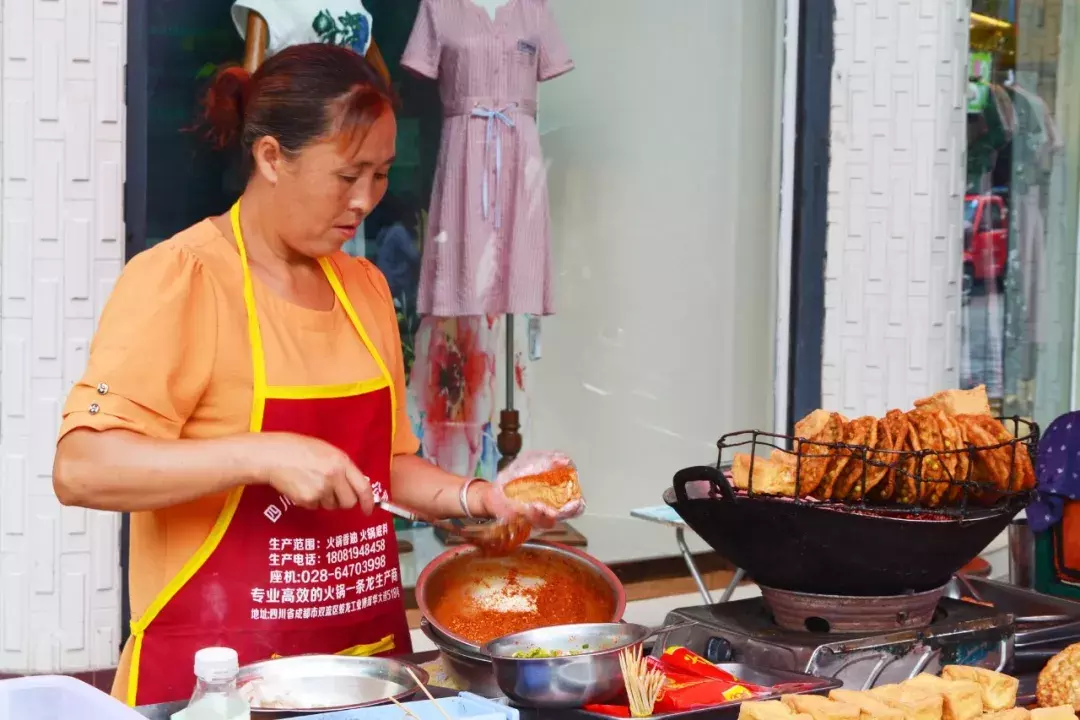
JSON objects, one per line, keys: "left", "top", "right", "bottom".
{"left": 823, "top": 0, "right": 968, "bottom": 417}
{"left": 1, "top": 0, "right": 126, "bottom": 673}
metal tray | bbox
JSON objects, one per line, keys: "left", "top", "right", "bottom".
{"left": 519, "top": 662, "right": 841, "bottom": 720}
{"left": 237, "top": 654, "right": 429, "bottom": 716}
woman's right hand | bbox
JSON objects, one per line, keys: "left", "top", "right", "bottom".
{"left": 251, "top": 432, "right": 375, "bottom": 513}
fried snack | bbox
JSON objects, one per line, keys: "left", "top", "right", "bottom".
{"left": 982, "top": 710, "right": 1030, "bottom": 720}
{"left": 902, "top": 674, "right": 982, "bottom": 720}
{"left": 969, "top": 414, "right": 1036, "bottom": 492}
{"left": 871, "top": 684, "right": 945, "bottom": 720}
{"left": 502, "top": 463, "right": 583, "bottom": 509}
{"left": 936, "top": 413, "right": 973, "bottom": 504}
{"left": 931, "top": 410, "right": 966, "bottom": 501}
{"left": 782, "top": 694, "right": 861, "bottom": 720}
{"left": 833, "top": 416, "right": 878, "bottom": 499}
{"left": 732, "top": 453, "right": 797, "bottom": 496}
{"left": 914, "top": 385, "right": 993, "bottom": 416}
{"left": 1037, "top": 643, "right": 1080, "bottom": 710}
{"left": 815, "top": 417, "right": 872, "bottom": 500}
{"left": 739, "top": 701, "right": 796, "bottom": 720}
{"left": 940, "top": 665, "right": 1018, "bottom": 711}
{"left": 829, "top": 689, "right": 906, "bottom": 720}
{"left": 1030, "top": 708, "right": 1077, "bottom": 720}
{"left": 903, "top": 411, "right": 950, "bottom": 506}
{"left": 870, "top": 409, "right": 911, "bottom": 502}
{"left": 793, "top": 409, "right": 846, "bottom": 496}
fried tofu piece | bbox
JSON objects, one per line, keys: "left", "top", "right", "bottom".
{"left": 914, "top": 386, "right": 992, "bottom": 416}
{"left": 982, "top": 710, "right": 1030, "bottom": 720}
{"left": 902, "top": 674, "right": 982, "bottom": 720}
{"left": 740, "top": 701, "right": 796, "bottom": 720}
{"left": 833, "top": 416, "right": 879, "bottom": 500}
{"left": 1037, "top": 643, "right": 1080, "bottom": 710}
{"left": 732, "top": 453, "right": 798, "bottom": 496}
{"left": 871, "top": 684, "right": 945, "bottom": 720}
{"left": 829, "top": 689, "right": 906, "bottom": 720}
{"left": 1030, "top": 708, "right": 1077, "bottom": 720}
{"left": 941, "top": 665, "right": 1018, "bottom": 711}
{"left": 794, "top": 409, "right": 846, "bottom": 496}
{"left": 782, "top": 694, "right": 861, "bottom": 720}
{"left": 871, "top": 409, "right": 911, "bottom": 502}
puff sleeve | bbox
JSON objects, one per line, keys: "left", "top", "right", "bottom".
{"left": 58, "top": 243, "right": 218, "bottom": 442}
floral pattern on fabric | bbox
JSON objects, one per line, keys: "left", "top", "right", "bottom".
{"left": 407, "top": 316, "right": 501, "bottom": 479}
{"left": 312, "top": 9, "right": 371, "bottom": 53}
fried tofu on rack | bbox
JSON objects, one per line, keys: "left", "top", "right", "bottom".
{"left": 771, "top": 381, "right": 1031, "bottom": 507}
{"left": 732, "top": 453, "right": 798, "bottom": 497}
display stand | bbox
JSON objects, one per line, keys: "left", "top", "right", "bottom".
{"left": 241, "top": 11, "right": 390, "bottom": 82}
{"left": 497, "top": 314, "right": 522, "bottom": 469}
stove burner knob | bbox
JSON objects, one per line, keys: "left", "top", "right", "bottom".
{"left": 704, "top": 636, "right": 734, "bottom": 663}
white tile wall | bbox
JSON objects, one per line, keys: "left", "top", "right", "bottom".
{"left": 824, "top": 0, "right": 968, "bottom": 416}
{"left": 0, "top": 0, "right": 125, "bottom": 673}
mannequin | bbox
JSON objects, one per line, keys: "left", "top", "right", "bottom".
{"left": 402, "top": 0, "right": 574, "bottom": 470}
{"left": 239, "top": 9, "right": 390, "bottom": 84}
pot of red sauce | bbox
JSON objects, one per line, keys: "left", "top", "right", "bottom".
{"left": 416, "top": 541, "right": 626, "bottom": 656}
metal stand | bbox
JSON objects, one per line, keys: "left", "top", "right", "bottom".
{"left": 497, "top": 313, "right": 522, "bottom": 470}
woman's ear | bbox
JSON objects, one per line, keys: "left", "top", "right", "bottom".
{"left": 252, "top": 136, "right": 283, "bottom": 185}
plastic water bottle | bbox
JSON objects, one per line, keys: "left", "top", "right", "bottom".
{"left": 184, "top": 647, "right": 250, "bottom": 720}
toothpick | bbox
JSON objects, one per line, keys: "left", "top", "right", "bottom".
{"left": 388, "top": 695, "right": 421, "bottom": 720}
{"left": 406, "top": 667, "right": 453, "bottom": 720}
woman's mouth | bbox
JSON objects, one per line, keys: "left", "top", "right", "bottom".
{"left": 335, "top": 224, "right": 358, "bottom": 239}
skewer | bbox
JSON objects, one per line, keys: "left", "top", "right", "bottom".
{"left": 388, "top": 695, "right": 421, "bottom": 720}
{"left": 405, "top": 666, "right": 454, "bottom": 720}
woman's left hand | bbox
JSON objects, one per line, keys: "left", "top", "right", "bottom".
{"left": 474, "top": 481, "right": 559, "bottom": 530}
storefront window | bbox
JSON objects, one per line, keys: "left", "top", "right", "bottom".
{"left": 962, "top": 1, "right": 1080, "bottom": 427}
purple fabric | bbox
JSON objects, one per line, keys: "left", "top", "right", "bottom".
{"left": 1029, "top": 411, "right": 1080, "bottom": 532}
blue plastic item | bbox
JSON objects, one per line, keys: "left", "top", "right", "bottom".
{"left": 302, "top": 692, "right": 517, "bottom": 720}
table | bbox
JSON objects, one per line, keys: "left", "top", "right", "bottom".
{"left": 134, "top": 652, "right": 442, "bottom": 718}
{"left": 629, "top": 505, "right": 745, "bottom": 605}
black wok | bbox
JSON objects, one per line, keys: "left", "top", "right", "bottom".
{"left": 667, "top": 465, "right": 1027, "bottom": 596}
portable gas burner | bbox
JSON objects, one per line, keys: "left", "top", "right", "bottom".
{"left": 657, "top": 591, "right": 1014, "bottom": 691}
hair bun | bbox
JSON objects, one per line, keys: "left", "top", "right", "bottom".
{"left": 200, "top": 66, "right": 251, "bottom": 150}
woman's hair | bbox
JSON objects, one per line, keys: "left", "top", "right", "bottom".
{"left": 197, "top": 43, "right": 396, "bottom": 168}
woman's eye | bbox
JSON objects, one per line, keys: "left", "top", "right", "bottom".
{"left": 339, "top": 174, "right": 359, "bottom": 183}
{"left": 374, "top": 172, "right": 389, "bottom": 181}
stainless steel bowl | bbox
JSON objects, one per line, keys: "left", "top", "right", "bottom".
{"left": 420, "top": 618, "right": 504, "bottom": 698}
{"left": 416, "top": 541, "right": 626, "bottom": 655}
{"left": 482, "top": 622, "right": 653, "bottom": 709}
{"left": 236, "top": 654, "right": 428, "bottom": 716}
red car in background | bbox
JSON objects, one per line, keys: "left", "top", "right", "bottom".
{"left": 963, "top": 193, "right": 1008, "bottom": 300}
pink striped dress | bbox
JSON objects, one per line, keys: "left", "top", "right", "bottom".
{"left": 402, "top": 0, "right": 573, "bottom": 317}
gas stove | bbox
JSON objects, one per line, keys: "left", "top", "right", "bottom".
{"left": 658, "top": 596, "right": 1014, "bottom": 690}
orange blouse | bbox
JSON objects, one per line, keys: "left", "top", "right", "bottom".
{"left": 58, "top": 219, "right": 419, "bottom": 698}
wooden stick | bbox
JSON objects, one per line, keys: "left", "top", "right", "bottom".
{"left": 406, "top": 667, "right": 453, "bottom": 720}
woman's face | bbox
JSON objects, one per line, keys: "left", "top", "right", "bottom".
{"left": 255, "top": 108, "right": 397, "bottom": 258}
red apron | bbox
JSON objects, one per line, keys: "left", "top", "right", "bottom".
{"left": 126, "top": 201, "right": 412, "bottom": 706}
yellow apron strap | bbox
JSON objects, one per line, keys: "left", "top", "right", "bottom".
{"left": 231, "top": 200, "right": 269, "bottom": 432}
{"left": 318, "top": 257, "right": 397, "bottom": 439}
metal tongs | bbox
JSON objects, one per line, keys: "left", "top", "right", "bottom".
{"left": 378, "top": 500, "right": 531, "bottom": 555}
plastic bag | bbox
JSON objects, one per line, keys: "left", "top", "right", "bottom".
{"left": 495, "top": 450, "right": 586, "bottom": 520}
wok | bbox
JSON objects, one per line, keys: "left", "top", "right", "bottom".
{"left": 667, "top": 465, "right": 1027, "bottom": 596}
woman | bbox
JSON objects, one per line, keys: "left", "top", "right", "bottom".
{"left": 53, "top": 44, "right": 553, "bottom": 706}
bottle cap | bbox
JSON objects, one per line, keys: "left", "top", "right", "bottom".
{"left": 194, "top": 647, "right": 239, "bottom": 682}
